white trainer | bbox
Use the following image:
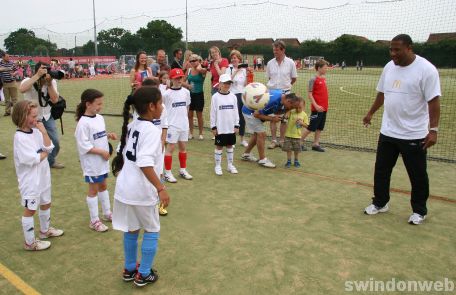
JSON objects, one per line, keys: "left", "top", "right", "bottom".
{"left": 215, "top": 166, "right": 223, "bottom": 176}
{"left": 179, "top": 169, "right": 193, "bottom": 180}
{"left": 39, "top": 227, "right": 64, "bottom": 239}
{"left": 89, "top": 220, "right": 109, "bottom": 232}
{"left": 24, "top": 239, "right": 51, "bottom": 251}
{"left": 198, "top": 134, "right": 204, "bottom": 140}
{"left": 101, "top": 213, "right": 112, "bottom": 222}
{"left": 258, "top": 158, "right": 276, "bottom": 168}
{"left": 227, "top": 165, "right": 238, "bottom": 174}
{"left": 241, "top": 140, "right": 249, "bottom": 147}
{"left": 408, "top": 213, "right": 426, "bottom": 225}
{"left": 188, "top": 134, "right": 193, "bottom": 140}
{"left": 364, "top": 203, "right": 389, "bottom": 215}
{"left": 164, "top": 171, "right": 177, "bottom": 183}
{"left": 241, "top": 153, "right": 258, "bottom": 162}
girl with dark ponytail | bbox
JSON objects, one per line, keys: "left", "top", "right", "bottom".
{"left": 75, "top": 89, "right": 118, "bottom": 232}
{"left": 111, "top": 87, "right": 170, "bottom": 287}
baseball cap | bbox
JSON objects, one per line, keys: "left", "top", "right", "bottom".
{"left": 219, "top": 73, "right": 233, "bottom": 83}
{"left": 169, "top": 68, "right": 184, "bottom": 79}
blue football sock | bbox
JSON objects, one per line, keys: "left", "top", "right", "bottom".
{"left": 139, "top": 232, "right": 159, "bottom": 277}
{"left": 123, "top": 232, "right": 139, "bottom": 271}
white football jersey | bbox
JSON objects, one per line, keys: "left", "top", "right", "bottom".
{"left": 114, "top": 118, "right": 162, "bottom": 206}
{"left": 210, "top": 91, "right": 239, "bottom": 134}
{"left": 163, "top": 87, "right": 190, "bottom": 131}
{"left": 75, "top": 114, "right": 110, "bottom": 177}
{"left": 14, "top": 129, "right": 54, "bottom": 198}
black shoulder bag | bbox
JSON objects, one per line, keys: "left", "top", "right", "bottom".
{"left": 36, "top": 83, "right": 67, "bottom": 135}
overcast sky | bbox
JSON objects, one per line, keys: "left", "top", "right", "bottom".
{"left": 1, "top": 0, "right": 455, "bottom": 50}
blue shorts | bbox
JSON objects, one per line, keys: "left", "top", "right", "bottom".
{"left": 85, "top": 173, "right": 108, "bottom": 183}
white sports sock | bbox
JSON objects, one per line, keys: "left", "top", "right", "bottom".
{"left": 39, "top": 208, "right": 50, "bottom": 233}
{"left": 86, "top": 196, "right": 99, "bottom": 223}
{"left": 214, "top": 149, "right": 222, "bottom": 167}
{"left": 22, "top": 216, "right": 35, "bottom": 245}
{"left": 226, "top": 148, "right": 234, "bottom": 167}
{"left": 98, "top": 190, "right": 111, "bottom": 216}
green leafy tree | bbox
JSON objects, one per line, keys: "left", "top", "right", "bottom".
{"left": 4, "top": 28, "right": 37, "bottom": 55}
{"left": 137, "top": 20, "right": 183, "bottom": 53}
{"left": 97, "top": 28, "right": 130, "bottom": 56}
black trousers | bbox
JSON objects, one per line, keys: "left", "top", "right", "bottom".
{"left": 235, "top": 93, "right": 246, "bottom": 136}
{"left": 373, "top": 134, "right": 429, "bottom": 216}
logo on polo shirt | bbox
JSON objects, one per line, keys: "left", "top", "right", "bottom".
{"left": 93, "top": 130, "right": 107, "bottom": 140}
{"left": 392, "top": 80, "right": 401, "bottom": 89}
{"left": 172, "top": 102, "right": 187, "bottom": 108}
{"left": 219, "top": 105, "right": 234, "bottom": 110}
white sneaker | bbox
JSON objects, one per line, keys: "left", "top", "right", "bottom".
{"left": 364, "top": 203, "right": 389, "bottom": 215}
{"left": 241, "top": 153, "right": 258, "bottom": 162}
{"left": 408, "top": 213, "right": 426, "bottom": 225}
{"left": 164, "top": 171, "right": 177, "bottom": 183}
{"left": 24, "top": 239, "right": 51, "bottom": 251}
{"left": 179, "top": 169, "right": 193, "bottom": 180}
{"left": 211, "top": 136, "right": 215, "bottom": 140}
{"left": 188, "top": 134, "right": 193, "bottom": 140}
{"left": 258, "top": 158, "right": 276, "bottom": 168}
{"left": 198, "top": 134, "right": 204, "bottom": 140}
{"left": 227, "top": 165, "right": 238, "bottom": 174}
{"left": 241, "top": 140, "right": 249, "bottom": 147}
{"left": 89, "top": 220, "right": 109, "bottom": 232}
{"left": 101, "top": 213, "right": 112, "bottom": 222}
{"left": 39, "top": 227, "right": 64, "bottom": 239}
{"left": 215, "top": 166, "right": 223, "bottom": 176}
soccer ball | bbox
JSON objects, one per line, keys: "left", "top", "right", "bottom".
{"left": 243, "top": 82, "right": 270, "bottom": 110}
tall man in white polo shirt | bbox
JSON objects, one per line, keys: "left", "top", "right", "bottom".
{"left": 363, "top": 34, "right": 441, "bottom": 225}
{"left": 266, "top": 40, "right": 297, "bottom": 149}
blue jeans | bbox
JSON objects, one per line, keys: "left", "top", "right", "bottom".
{"left": 42, "top": 116, "right": 60, "bottom": 166}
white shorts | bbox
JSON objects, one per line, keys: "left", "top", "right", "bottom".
{"left": 21, "top": 187, "right": 52, "bottom": 211}
{"left": 112, "top": 199, "right": 160, "bottom": 232}
{"left": 243, "top": 113, "right": 266, "bottom": 133}
{"left": 166, "top": 129, "right": 189, "bottom": 144}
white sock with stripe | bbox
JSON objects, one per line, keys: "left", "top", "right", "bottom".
{"left": 226, "top": 147, "right": 234, "bottom": 167}
{"left": 214, "top": 149, "right": 222, "bottom": 168}
{"left": 22, "top": 216, "right": 35, "bottom": 245}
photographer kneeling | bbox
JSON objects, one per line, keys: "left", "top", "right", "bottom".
{"left": 19, "top": 62, "right": 64, "bottom": 169}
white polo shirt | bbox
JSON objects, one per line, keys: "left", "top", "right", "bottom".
{"left": 266, "top": 56, "right": 297, "bottom": 91}
{"left": 377, "top": 55, "right": 441, "bottom": 140}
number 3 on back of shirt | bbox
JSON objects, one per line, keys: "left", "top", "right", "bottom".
{"left": 126, "top": 130, "right": 140, "bottom": 162}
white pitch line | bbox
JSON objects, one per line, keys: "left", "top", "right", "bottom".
{"left": 339, "top": 86, "right": 375, "bottom": 99}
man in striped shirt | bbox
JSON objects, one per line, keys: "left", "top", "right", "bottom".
{"left": 0, "top": 52, "right": 18, "bottom": 116}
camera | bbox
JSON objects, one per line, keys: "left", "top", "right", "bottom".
{"left": 45, "top": 67, "right": 64, "bottom": 80}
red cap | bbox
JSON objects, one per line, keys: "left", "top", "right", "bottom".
{"left": 169, "top": 68, "right": 184, "bottom": 79}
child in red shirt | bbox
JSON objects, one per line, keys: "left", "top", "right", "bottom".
{"left": 300, "top": 59, "right": 329, "bottom": 152}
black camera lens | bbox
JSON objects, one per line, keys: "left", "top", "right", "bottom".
{"left": 46, "top": 67, "right": 64, "bottom": 80}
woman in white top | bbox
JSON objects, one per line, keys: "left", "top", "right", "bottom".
{"left": 225, "top": 50, "right": 248, "bottom": 146}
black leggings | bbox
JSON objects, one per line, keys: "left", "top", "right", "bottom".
{"left": 235, "top": 93, "right": 246, "bottom": 136}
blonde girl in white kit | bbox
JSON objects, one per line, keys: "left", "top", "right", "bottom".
{"left": 12, "top": 100, "right": 64, "bottom": 251}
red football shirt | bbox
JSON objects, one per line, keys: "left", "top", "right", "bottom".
{"left": 209, "top": 58, "right": 229, "bottom": 87}
{"left": 308, "top": 75, "right": 329, "bottom": 112}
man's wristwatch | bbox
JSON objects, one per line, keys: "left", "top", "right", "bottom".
{"left": 429, "top": 127, "right": 439, "bottom": 132}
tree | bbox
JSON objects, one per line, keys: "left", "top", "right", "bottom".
{"left": 137, "top": 20, "right": 183, "bottom": 53}
{"left": 97, "top": 28, "right": 130, "bottom": 56}
{"left": 4, "top": 28, "right": 37, "bottom": 55}
{"left": 4, "top": 28, "right": 58, "bottom": 56}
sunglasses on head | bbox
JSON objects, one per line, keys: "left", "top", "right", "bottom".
{"left": 190, "top": 60, "right": 198, "bottom": 62}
